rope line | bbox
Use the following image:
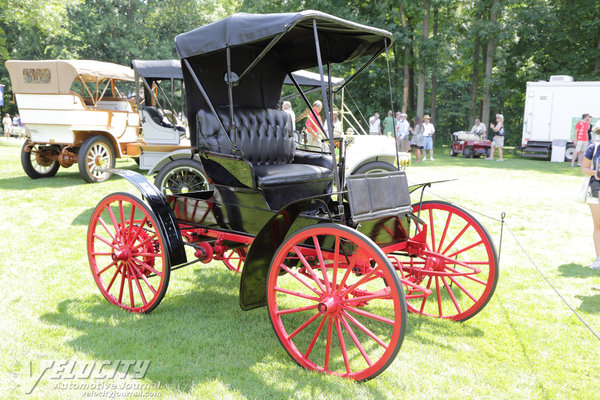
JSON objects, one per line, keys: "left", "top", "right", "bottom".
{"left": 418, "top": 186, "right": 600, "bottom": 342}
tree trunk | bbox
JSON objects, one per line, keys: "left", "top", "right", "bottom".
{"left": 430, "top": 7, "right": 438, "bottom": 124}
{"left": 469, "top": 39, "right": 481, "bottom": 125}
{"left": 416, "top": 0, "right": 430, "bottom": 118}
{"left": 400, "top": 2, "right": 410, "bottom": 113}
{"left": 594, "top": 26, "right": 600, "bottom": 75}
{"left": 481, "top": 0, "right": 499, "bottom": 129}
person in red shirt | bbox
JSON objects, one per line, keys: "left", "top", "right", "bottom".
{"left": 572, "top": 113, "right": 592, "bottom": 167}
{"left": 305, "top": 100, "right": 324, "bottom": 149}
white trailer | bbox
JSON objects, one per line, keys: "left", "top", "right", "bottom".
{"left": 521, "top": 75, "right": 600, "bottom": 161}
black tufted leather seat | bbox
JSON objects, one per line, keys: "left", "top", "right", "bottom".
{"left": 143, "top": 106, "right": 174, "bottom": 128}
{"left": 196, "top": 108, "right": 333, "bottom": 208}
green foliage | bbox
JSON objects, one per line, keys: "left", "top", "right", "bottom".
{"left": 0, "top": 0, "right": 599, "bottom": 144}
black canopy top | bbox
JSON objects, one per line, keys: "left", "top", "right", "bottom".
{"left": 131, "top": 60, "right": 183, "bottom": 80}
{"left": 175, "top": 10, "right": 393, "bottom": 67}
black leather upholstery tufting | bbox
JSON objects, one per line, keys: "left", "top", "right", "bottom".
{"left": 143, "top": 106, "right": 174, "bottom": 128}
{"left": 197, "top": 107, "right": 333, "bottom": 209}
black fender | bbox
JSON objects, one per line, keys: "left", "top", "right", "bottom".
{"left": 239, "top": 195, "right": 333, "bottom": 311}
{"left": 107, "top": 169, "right": 187, "bottom": 267}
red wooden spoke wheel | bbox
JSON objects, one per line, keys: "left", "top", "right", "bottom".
{"left": 267, "top": 224, "right": 406, "bottom": 381}
{"left": 87, "top": 192, "right": 170, "bottom": 313}
{"left": 404, "top": 200, "right": 498, "bottom": 321}
{"left": 221, "top": 247, "right": 247, "bottom": 273}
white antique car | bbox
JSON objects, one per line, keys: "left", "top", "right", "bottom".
{"left": 6, "top": 60, "right": 141, "bottom": 182}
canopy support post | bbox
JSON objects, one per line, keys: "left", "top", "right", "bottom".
{"left": 384, "top": 38, "right": 400, "bottom": 171}
{"left": 233, "top": 31, "right": 286, "bottom": 85}
{"left": 226, "top": 46, "right": 237, "bottom": 146}
{"left": 313, "top": 19, "right": 344, "bottom": 223}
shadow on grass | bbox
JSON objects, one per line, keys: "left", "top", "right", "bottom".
{"left": 557, "top": 263, "right": 600, "bottom": 278}
{"left": 575, "top": 294, "right": 600, "bottom": 314}
{"left": 72, "top": 208, "right": 96, "bottom": 226}
{"left": 39, "top": 268, "right": 393, "bottom": 398}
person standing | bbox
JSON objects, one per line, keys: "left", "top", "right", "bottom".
{"left": 422, "top": 115, "right": 435, "bottom": 161}
{"left": 332, "top": 111, "right": 343, "bottom": 137}
{"left": 383, "top": 110, "right": 394, "bottom": 137}
{"left": 281, "top": 101, "right": 296, "bottom": 133}
{"left": 581, "top": 137, "right": 600, "bottom": 268}
{"left": 410, "top": 116, "right": 424, "bottom": 163}
{"left": 572, "top": 113, "right": 592, "bottom": 167}
{"left": 2, "top": 113, "right": 11, "bottom": 139}
{"left": 369, "top": 112, "right": 381, "bottom": 135}
{"left": 395, "top": 112, "right": 410, "bottom": 152}
{"left": 486, "top": 114, "right": 505, "bottom": 161}
{"left": 305, "top": 100, "right": 324, "bottom": 148}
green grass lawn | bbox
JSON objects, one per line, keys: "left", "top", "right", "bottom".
{"left": 1, "top": 139, "right": 599, "bottom": 399}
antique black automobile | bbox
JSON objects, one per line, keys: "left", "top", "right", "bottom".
{"left": 86, "top": 11, "right": 498, "bottom": 381}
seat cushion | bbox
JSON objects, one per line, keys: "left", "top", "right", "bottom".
{"left": 254, "top": 163, "right": 332, "bottom": 187}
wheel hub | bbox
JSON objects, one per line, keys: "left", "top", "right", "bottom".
{"left": 427, "top": 255, "right": 446, "bottom": 271}
{"left": 317, "top": 296, "right": 341, "bottom": 316}
{"left": 112, "top": 248, "right": 131, "bottom": 261}
{"left": 94, "top": 155, "right": 104, "bottom": 167}
{"left": 180, "top": 185, "right": 189, "bottom": 193}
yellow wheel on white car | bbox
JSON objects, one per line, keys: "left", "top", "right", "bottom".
{"left": 78, "top": 136, "right": 116, "bottom": 183}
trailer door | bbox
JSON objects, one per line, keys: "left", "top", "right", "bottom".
{"left": 529, "top": 88, "right": 554, "bottom": 142}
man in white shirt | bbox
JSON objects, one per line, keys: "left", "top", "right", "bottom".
{"left": 470, "top": 119, "right": 486, "bottom": 139}
{"left": 369, "top": 112, "right": 381, "bottom": 135}
{"left": 281, "top": 101, "right": 296, "bottom": 137}
{"left": 422, "top": 115, "right": 435, "bottom": 161}
{"left": 395, "top": 112, "right": 410, "bottom": 152}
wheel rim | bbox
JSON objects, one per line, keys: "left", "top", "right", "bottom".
{"left": 221, "top": 248, "right": 247, "bottom": 273}
{"left": 86, "top": 142, "right": 112, "bottom": 181}
{"left": 31, "top": 145, "right": 58, "bottom": 174}
{"left": 400, "top": 202, "right": 497, "bottom": 321}
{"left": 88, "top": 194, "right": 168, "bottom": 313}
{"left": 267, "top": 226, "right": 405, "bottom": 381}
{"left": 159, "top": 165, "right": 209, "bottom": 196}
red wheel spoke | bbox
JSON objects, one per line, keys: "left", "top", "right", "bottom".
{"left": 287, "top": 312, "right": 321, "bottom": 340}
{"left": 340, "top": 315, "right": 372, "bottom": 367}
{"left": 129, "top": 264, "right": 148, "bottom": 306}
{"left": 92, "top": 252, "right": 113, "bottom": 256}
{"left": 276, "top": 304, "right": 318, "bottom": 315}
{"left": 278, "top": 263, "right": 322, "bottom": 296}
{"left": 138, "top": 270, "right": 157, "bottom": 295}
{"left": 136, "top": 252, "right": 162, "bottom": 258}
{"left": 447, "top": 275, "right": 478, "bottom": 302}
{"left": 435, "top": 277, "right": 442, "bottom": 316}
{"left": 93, "top": 233, "right": 119, "bottom": 250}
{"left": 127, "top": 217, "right": 147, "bottom": 247}
{"left": 312, "top": 236, "right": 331, "bottom": 293}
{"left": 127, "top": 204, "right": 136, "bottom": 243}
{"left": 441, "top": 276, "right": 461, "bottom": 314}
{"left": 98, "top": 217, "right": 117, "bottom": 243}
{"left": 341, "top": 288, "right": 392, "bottom": 304}
{"left": 105, "top": 264, "right": 122, "bottom": 292}
{"left": 118, "top": 266, "right": 126, "bottom": 304}
{"left": 118, "top": 200, "right": 127, "bottom": 244}
{"left": 127, "top": 265, "right": 135, "bottom": 309}
{"left": 338, "top": 265, "right": 382, "bottom": 298}
{"left": 332, "top": 235, "right": 340, "bottom": 288}
{"left": 132, "top": 233, "right": 158, "bottom": 251}
{"left": 324, "top": 317, "right": 333, "bottom": 371}
{"left": 335, "top": 318, "right": 351, "bottom": 375}
{"left": 274, "top": 286, "right": 320, "bottom": 302}
{"left": 428, "top": 209, "right": 436, "bottom": 252}
{"left": 445, "top": 265, "right": 487, "bottom": 285}
{"left": 341, "top": 311, "right": 388, "bottom": 349}
{"left": 337, "top": 250, "right": 360, "bottom": 291}
{"left": 106, "top": 204, "right": 122, "bottom": 241}
{"left": 344, "top": 306, "right": 395, "bottom": 325}
{"left": 292, "top": 246, "right": 326, "bottom": 293}
{"left": 440, "top": 223, "right": 470, "bottom": 255}
{"left": 304, "top": 316, "right": 327, "bottom": 359}
{"left": 437, "top": 212, "right": 453, "bottom": 255}
{"left": 97, "top": 260, "right": 118, "bottom": 275}
{"left": 446, "top": 240, "right": 484, "bottom": 259}
{"left": 419, "top": 276, "right": 433, "bottom": 313}
{"left": 131, "top": 258, "right": 162, "bottom": 277}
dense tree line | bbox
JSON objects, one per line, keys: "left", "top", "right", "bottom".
{"left": 1, "top": 0, "right": 599, "bottom": 145}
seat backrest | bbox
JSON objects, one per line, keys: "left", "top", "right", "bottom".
{"left": 143, "top": 106, "right": 173, "bottom": 128}
{"left": 196, "top": 108, "right": 294, "bottom": 165}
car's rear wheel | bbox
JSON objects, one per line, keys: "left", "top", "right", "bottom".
{"left": 78, "top": 136, "right": 116, "bottom": 183}
{"left": 21, "top": 141, "right": 60, "bottom": 179}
